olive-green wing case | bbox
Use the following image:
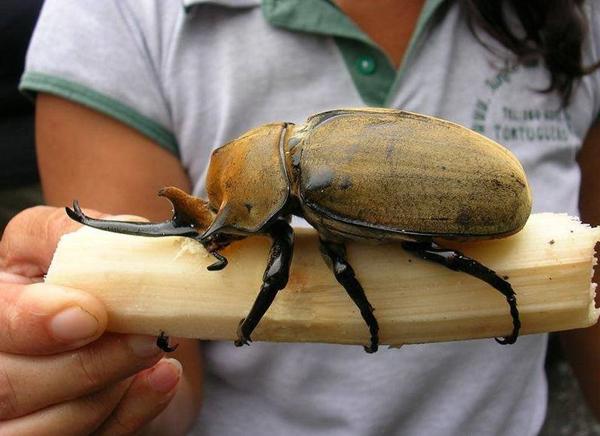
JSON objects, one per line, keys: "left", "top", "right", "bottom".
{"left": 294, "top": 109, "right": 531, "bottom": 239}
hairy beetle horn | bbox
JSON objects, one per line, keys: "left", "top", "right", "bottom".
{"left": 158, "top": 186, "right": 214, "bottom": 232}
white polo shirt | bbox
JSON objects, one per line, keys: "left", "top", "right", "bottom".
{"left": 22, "top": 1, "right": 600, "bottom": 435}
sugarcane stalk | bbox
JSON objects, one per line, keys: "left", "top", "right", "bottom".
{"left": 45, "top": 213, "right": 600, "bottom": 347}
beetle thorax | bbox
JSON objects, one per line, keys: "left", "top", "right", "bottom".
{"left": 203, "top": 123, "right": 292, "bottom": 237}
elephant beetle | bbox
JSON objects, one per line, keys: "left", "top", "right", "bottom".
{"left": 67, "top": 108, "right": 531, "bottom": 353}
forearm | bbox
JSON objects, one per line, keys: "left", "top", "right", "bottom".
{"left": 35, "top": 94, "right": 193, "bottom": 221}
{"left": 560, "top": 323, "right": 600, "bottom": 420}
{"left": 564, "top": 119, "right": 600, "bottom": 421}
{"left": 559, "top": 244, "right": 600, "bottom": 420}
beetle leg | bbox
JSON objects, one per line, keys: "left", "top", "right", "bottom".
{"left": 401, "top": 241, "right": 520, "bottom": 344}
{"left": 235, "top": 218, "right": 294, "bottom": 347}
{"left": 319, "top": 240, "right": 379, "bottom": 353}
{"left": 156, "top": 331, "right": 179, "bottom": 352}
{"left": 207, "top": 251, "right": 228, "bottom": 271}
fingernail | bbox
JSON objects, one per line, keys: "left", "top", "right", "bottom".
{"left": 50, "top": 306, "right": 99, "bottom": 342}
{"left": 128, "top": 335, "right": 163, "bottom": 358}
{"left": 148, "top": 359, "right": 182, "bottom": 393}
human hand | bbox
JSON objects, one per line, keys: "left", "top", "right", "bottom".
{"left": 0, "top": 206, "right": 182, "bottom": 435}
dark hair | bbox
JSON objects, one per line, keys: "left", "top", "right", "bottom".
{"left": 461, "top": 0, "right": 600, "bottom": 105}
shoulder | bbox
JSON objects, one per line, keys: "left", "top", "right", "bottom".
{"left": 20, "top": 0, "right": 185, "bottom": 156}
{"left": 28, "top": 0, "right": 183, "bottom": 54}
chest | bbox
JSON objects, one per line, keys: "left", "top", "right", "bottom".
{"left": 332, "top": 0, "right": 426, "bottom": 68}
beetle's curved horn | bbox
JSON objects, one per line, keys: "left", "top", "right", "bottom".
{"left": 66, "top": 187, "right": 215, "bottom": 238}
{"left": 66, "top": 200, "right": 198, "bottom": 237}
{"left": 158, "top": 186, "right": 214, "bottom": 232}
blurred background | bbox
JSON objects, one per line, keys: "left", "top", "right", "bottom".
{"left": 0, "top": 2, "right": 598, "bottom": 434}
{"left": 0, "top": 0, "right": 44, "bottom": 235}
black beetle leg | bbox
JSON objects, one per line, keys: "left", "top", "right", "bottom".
{"left": 401, "top": 240, "right": 520, "bottom": 344}
{"left": 66, "top": 200, "right": 199, "bottom": 238}
{"left": 156, "top": 331, "right": 179, "bottom": 352}
{"left": 207, "top": 250, "right": 228, "bottom": 271}
{"left": 235, "top": 218, "right": 294, "bottom": 347}
{"left": 319, "top": 240, "right": 379, "bottom": 353}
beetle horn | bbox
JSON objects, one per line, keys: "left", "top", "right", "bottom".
{"left": 158, "top": 186, "right": 214, "bottom": 232}
{"left": 200, "top": 204, "right": 231, "bottom": 241}
{"left": 65, "top": 200, "right": 199, "bottom": 238}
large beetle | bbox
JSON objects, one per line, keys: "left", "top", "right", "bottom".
{"left": 67, "top": 108, "right": 532, "bottom": 353}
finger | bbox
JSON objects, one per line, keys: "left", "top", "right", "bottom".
{"left": 1, "top": 378, "right": 132, "bottom": 436}
{"left": 95, "top": 358, "right": 182, "bottom": 436}
{"left": 0, "top": 207, "right": 85, "bottom": 278}
{"left": 0, "top": 272, "right": 37, "bottom": 285}
{"left": 0, "top": 282, "right": 107, "bottom": 355}
{"left": 0, "top": 207, "right": 143, "bottom": 280}
{"left": 0, "top": 334, "right": 164, "bottom": 420}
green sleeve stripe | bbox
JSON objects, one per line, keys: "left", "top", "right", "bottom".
{"left": 19, "top": 72, "right": 179, "bottom": 157}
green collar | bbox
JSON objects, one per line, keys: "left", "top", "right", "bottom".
{"left": 263, "top": 0, "right": 447, "bottom": 106}
{"left": 262, "top": 0, "right": 372, "bottom": 46}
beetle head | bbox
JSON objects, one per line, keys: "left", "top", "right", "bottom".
{"left": 201, "top": 122, "right": 290, "bottom": 240}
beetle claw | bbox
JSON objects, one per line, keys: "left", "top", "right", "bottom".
{"left": 494, "top": 335, "right": 517, "bottom": 345}
{"left": 65, "top": 200, "right": 86, "bottom": 224}
{"left": 234, "top": 318, "right": 252, "bottom": 346}
{"left": 234, "top": 338, "right": 251, "bottom": 347}
{"left": 156, "top": 331, "right": 179, "bottom": 352}
{"left": 207, "top": 251, "right": 228, "bottom": 271}
{"left": 363, "top": 342, "right": 378, "bottom": 353}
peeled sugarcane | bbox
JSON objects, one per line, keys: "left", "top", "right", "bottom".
{"left": 46, "top": 213, "right": 599, "bottom": 348}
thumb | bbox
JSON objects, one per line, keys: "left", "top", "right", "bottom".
{"left": 0, "top": 206, "right": 104, "bottom": 279}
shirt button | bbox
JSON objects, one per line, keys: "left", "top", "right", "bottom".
{"left": 356, "top": 55, "right": 376, "bottom": 75}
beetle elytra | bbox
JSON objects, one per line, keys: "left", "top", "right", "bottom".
{"left": 67, "top": 108, "right": 531, "bottom": 353}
